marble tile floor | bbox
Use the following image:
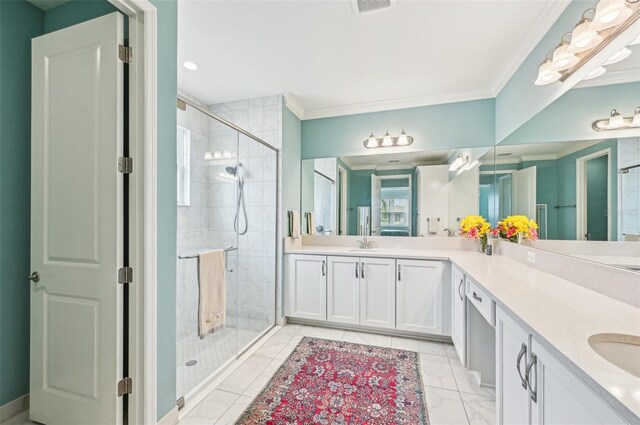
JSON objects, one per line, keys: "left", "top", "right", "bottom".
{"left": 3, "top": 324, "right": 494, "bottom": 425}
{"left": 178, "top": 324, "right": 495, "bottom": 425}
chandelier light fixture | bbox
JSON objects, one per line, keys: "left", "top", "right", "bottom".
{"left": 592, "top": 107, "right": 640, "bottom": 130}
{"left": 363, "top": 129, "right": 414, "bottom": 149}
{"left": 534, "top": 0, "right": 639, "bottom": 86}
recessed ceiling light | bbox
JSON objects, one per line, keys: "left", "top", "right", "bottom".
{"left": 183, "top": 61, "right": 198, "bottom": 71}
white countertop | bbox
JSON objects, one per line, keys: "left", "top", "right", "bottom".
{"left": 285, "top": 245, "right": 640, "bottom": 422}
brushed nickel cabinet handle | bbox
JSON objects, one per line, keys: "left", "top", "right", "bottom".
{"left": 516, "top": 343, "right": 528, "bottom": 389}
{"left": 355, "top": 262, "right": 359, "bottom": 278}
{"left": 321, "top": 260, "right": 326, "bottom": 276}
{"left": 360, "top": 262, "right": 365, "bottom": 279}
{"left": 525, "top": 352, "right": 538, "bottom": 403}
{"left": 458, "top": 278, "right": 464, "bottom": 301}
{"left": 472, "top": 291, "right": 482, "bottom": 303}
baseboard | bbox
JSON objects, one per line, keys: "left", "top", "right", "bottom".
{"left": 157, "top": 406, "right": 178, "bottom": 425}
{"left": 0, "top": 394, "right": 29, "bottom": 423}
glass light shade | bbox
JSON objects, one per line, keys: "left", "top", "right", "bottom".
{"left": 608, "top": 110, "right": 625, "bottom": 129}
{"left": 592, "top": 0, "right": 632, "bottom": 31}
{"left": 629, "top": 34, "right": 640, "bottom": 46}
{"left": 397, "top": 130, "right": 409, "bottom": 146}
{"left": 595, "top": 120, "right": 609, "bottom": 130}
{"left": 381, "top": 131, "right": 393, "bottom": 147}
{"left": 222, "top": 151, "right": 232, "bottom": 158}
{"left": 568, "top": 19, "right": 603, "bottom": 53}
{"left": 365, "top": 132, "right": 378, "bottom": 148}
{"left": 535, "top": 59, "right": 562, "bottom": 85}
{"left": 551, "top": 42, "right": 580, "bottom": 71}
{"left": 631, "top": 108, "right": 640, "bottom": 128}
{"left": 583, "top": 66, "right": 607, "bottom": 80}
{"left": 183, "top": 61, "right": 198, "bottom": 71}
{"left": 604, "top": 47, "right": 632, "bottom": 65}
{"left": 203, "top": 151, "right": 214, "bottom": 160}
{"left": 213, "top": 151, "right": 222, "bottom": 159}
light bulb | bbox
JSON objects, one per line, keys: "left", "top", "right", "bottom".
{"left": 365, "top": 132, "right": 378, "bottom": 148}
{"left": 608, "top": 109, "right": 625, "bottom": 129}
{"left": 203, "top": 151, "right": 213, "bottom": 160}
{"left": 568, "top": 16, "right": 602, "bottom": 53}
{"left": 550, "top": 41, "right": 579, "bottom": 71}
{"left": 535, "top": 58, "right": 561, "bottom": 85}
{"left": 381, "top": 131, "right": 393, "bottom": 147}
{"left": 183, "top": 61, "right": 198, "bottom": 71}
{"left": 631, "top": 108, "right": 640, "bottom": 128}
{"left": 592, "top": 0, "right": 632, "bottom": 31}
{"left": 583, "top": 66, "right": 606, "bottom": 80}
{"left": 222, "top": 151, "right": 232, "bottom": 158}
{"left": 604, "top": 47, "right": 632, "bottom": 65}
{"left": 397, "top": 130, "right": 409, "bottom": 146}
{"left": 213, "top": 151, "right": 222, "bottom": 159}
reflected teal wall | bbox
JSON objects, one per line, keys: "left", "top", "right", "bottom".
{"left": 301, "top": 98, "right": 495, "bottom": 159}
{"left": 0, "top": 0, "right": 44, "bottom": 406}
{"left": 282, "top": 106, "right": 302, "bottom": 231}
{"left": 0, "top": 1, "right": 178, "bottom": 417}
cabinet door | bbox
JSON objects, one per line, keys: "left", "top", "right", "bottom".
{"left": 530, "top": 338, "right": 625, "bottom": 425}
{"left": 496, "top": 307, "right": 531, "bottom": 425}
{"left": 451, "top": 265, "right": 466, "bottom": 366}
{"left": 327, "top": 256, "right": 360, "bottom": 325}
{"left": 285, "top": 254, "right": 326, "bottom": 320}
{"left": 359, "top": 257, "right": 396, "bottom": 329}
{"left": 396, "top": 259, "right": 444, "bottom": 334}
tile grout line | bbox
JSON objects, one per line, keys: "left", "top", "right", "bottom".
{"left": 446, "top": 353, "right": 472, "bottom": 425}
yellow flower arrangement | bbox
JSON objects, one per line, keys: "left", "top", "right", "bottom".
{"left": 459, "top": 215, "right": 491, "bottom": 240}
{"left": 497, "top": 215, "right": 538, "bottom": 243}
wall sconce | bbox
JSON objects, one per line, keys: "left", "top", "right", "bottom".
{"left": 535, "top": 0, "right": 639, "bottom": 86}
{"left": 363, "top": 129, "right": 414, "bottom": 149}
{"left": 592, "top": 107, "right": 640, "bottom": 130}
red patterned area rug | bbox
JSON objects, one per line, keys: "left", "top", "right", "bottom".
{"left": 236, "top": 336, "right": 429, "bottom": 424}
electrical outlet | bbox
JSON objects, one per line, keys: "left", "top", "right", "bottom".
{"left": 527, "top": 251, "right": 536, "bottom": 264}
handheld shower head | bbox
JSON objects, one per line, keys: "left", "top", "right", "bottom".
{"left": 225, "top": 165, "right": 237, "bottom": 176}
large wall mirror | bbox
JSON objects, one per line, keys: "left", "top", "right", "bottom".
{"left": 300, "top": 147, "right": 492, "bottom": 237}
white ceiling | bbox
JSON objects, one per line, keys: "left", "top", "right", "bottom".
{"left": 481, "top": 139, "right": 604, "bottom": 164}
{"left": 178, "top": 0, "right": 569, "bottom": 119}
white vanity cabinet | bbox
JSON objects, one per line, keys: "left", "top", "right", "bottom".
{"left": 326, "top": 256, "right": 360, "bottom": 325}
{"left": 359, "top": 257, "right": 396, "bottom": 329}
{"left": 497, "top": 307, "right": 625, "bottom": 425}
{"left": 396, "top": 259, "right": 444, "bottom": 334}
{"left": 285, "top": 254, "right": 327, "bottom": 321}
{"left": 451, "top": 265, "right": 466, "bottom": 366}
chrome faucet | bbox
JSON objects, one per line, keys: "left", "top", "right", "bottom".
{"left": 357, "top": 237, "right": 374, "bottom": 249}
{"left": 444, "top": 228, "right": 456, "bottom": 237}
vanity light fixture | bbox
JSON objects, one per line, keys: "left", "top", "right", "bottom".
{"left": 583, "top": 66, "right": 607, "bottom": 80}
{"left": 630, "top": 34, "right": 640, "bottom": 45}
{"left": 592, "top": 107, "right": 640, "bottom": 131}
{"left": 204, "top": 150, "right": 237, "bottom": 160}
{"left": 363, "top": 130, "right": 414, "bottom": 149}
{"left": 449, "top": 154, "right": 469, "bottom": 171}
{"left": 534, "top": 0, "right": 640, "bottom": 85}
{"left": 535, "top": 52, "right": 562, "bottom": 85}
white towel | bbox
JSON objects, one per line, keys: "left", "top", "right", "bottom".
{"left": 198, "top": 249, "right": 226, "bottom": 338}
{"left": 289, "top": 211, "right": 301, "bottom": 239}
{"left": 428, "top": 217, "right": 439, "bottom": 235}
{"left": 306, "top": 212, "right": 316, "bottom": 235}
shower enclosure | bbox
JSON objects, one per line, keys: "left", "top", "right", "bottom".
{"left": 175, "top": 96, "right": 278, "bottom": 402}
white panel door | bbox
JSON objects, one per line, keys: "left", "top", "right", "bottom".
{"left": 359, "top": 257, "right": 395, "bottom": 329}
{"left": 396, "top": 260, "right": 444, "bottom": 334}
{"left": 30, "top": 13, "right": 124, "bottom": 425}
{"left": 530, "top": 338, "right": 625, "bottom": 425}
{"left": 496, "top": 308, "right": 531, "bottom": 425}
{"left": 327, "top": 256, "right": 360, "bottom": 325}
{"left": 371, "top": 175, "right": 382, "bottom": 236}
{"left": 285, "top": 254, "right": 327, "bottom": 320}
{"left": 451, "top": 265, "right": 467, "bottom": 366}
{"left": 513, "top": 166, "right": 537, "bottom": 219}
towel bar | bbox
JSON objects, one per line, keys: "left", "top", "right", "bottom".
{"left": 178, "top": 247, "right": 237, "bottom": 272}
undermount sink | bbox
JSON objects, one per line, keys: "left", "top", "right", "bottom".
{"left": 588, "top": 333, "right": 640, "bottom": 378}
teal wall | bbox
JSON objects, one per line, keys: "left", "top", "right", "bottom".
{"left": 282, "top": 106, "right": 302, "bottom": 232}
{"left": 301, "top": 98, "right": 495, "bottom": 159}
{"left": 0, "top": 0, "right": 44, "bottom": 406}
{"left": 0, "top": 1, "right": 178, "bottom": 418}
{"left": 500, "top": 82, "right": 640, "bottom": 146}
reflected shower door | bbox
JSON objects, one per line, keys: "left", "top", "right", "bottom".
{"left": 236, "top": 134, "right": 277, "bottom": 353}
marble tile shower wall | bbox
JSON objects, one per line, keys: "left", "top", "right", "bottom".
{"left": 209, "top": 96, "right": 281, "bottom": 334}
{"left": 618, "top": 137, "right": 640, "bottom": 240}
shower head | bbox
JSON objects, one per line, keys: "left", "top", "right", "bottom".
{"left": 225, "top": 166, "right": 237, "bottom": 176}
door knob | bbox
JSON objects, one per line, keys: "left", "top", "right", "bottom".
{"left": 25, "top": 271, "right": 40, "bottom": 283}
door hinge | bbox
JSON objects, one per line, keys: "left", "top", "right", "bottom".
{"left": 117, "top": 377, "right": 133, "bottom": 396}
{"left": 118, "top": 266, "right": 133, "bottom": 284}
{"left": 118, "top": 157, "right": 133, "bottom": 174}
{"left": 118, "top": 44, "right": 132, "bottom": 63}
{"left": 177, "top": 396, "right": 185, "bottom": 411}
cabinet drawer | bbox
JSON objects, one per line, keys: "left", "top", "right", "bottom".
{"left": 467, "top": 279, "right": 495, "bottom": 327}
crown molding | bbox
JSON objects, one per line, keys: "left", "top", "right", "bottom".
{"left": 573, "top": 68, "right": 640, "bottom": 89}
{"left": 284, "top": 94, "right": 305, "bottom": 120}
{"left": 301, "top": 88, "right": 493, "bottom": 121}
{"left": 489, "top": 0, "right": 571, "bottom": 96}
